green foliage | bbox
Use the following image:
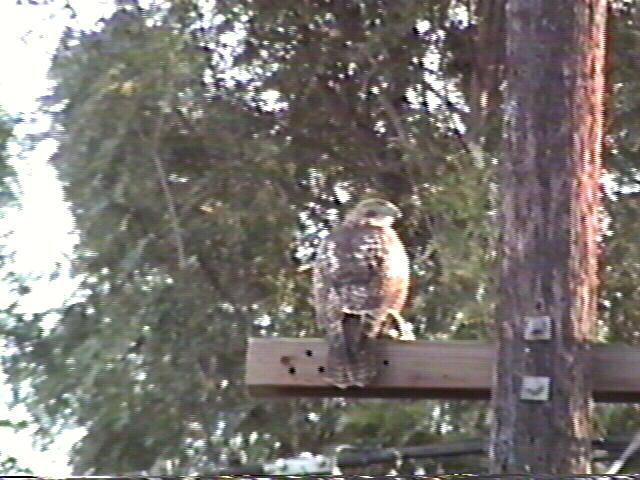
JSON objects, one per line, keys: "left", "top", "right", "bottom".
{"left": 2, "top": 1, "right": 494, "bottom": 474}
{"left": 0, "top": 111, "right": 17, "bottom": 212}
{"left": 0, "top": 110, "right": 33, "bottom": 474}
{"left": 593, "top": 4, "right": 640, "bottom": 472}
{"left": 601, "top": 0, "right": 640, "bottom": 344}
{"left": 0, "top": 419, "right": 33, "bottom": 475}
{"left": 2, "top": 0, "right": 640, "bottom": 475}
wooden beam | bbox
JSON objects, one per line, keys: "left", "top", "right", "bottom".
{"left": 246, "top": 338, "right": 640, "bottom": 402}
{"left": 246, "top": 338, "right": 493, "bottom": 400}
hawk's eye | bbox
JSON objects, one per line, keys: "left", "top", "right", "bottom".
{"left": 365, "top": 209, "right": 378, "bottom": 217}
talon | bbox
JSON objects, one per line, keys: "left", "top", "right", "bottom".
{"left": 397, "top": 330, "right": 415, "bottom": 341}
{"left": 397, "top": 321, "right": 415, "bottom": 341}
{"left": 386, "top": 310, "right": 415, "bottom": 341}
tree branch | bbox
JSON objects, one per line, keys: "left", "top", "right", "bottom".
{"left": 147, "top": 116, "right": 187, "bottom": 270}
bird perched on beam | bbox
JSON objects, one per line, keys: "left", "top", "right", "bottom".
{"left": 312, "top": 198, "right": 413, "bottom": 388}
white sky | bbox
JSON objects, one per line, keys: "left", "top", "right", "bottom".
{"left": 0, "top": 0, "right": 115, "bottom": 475}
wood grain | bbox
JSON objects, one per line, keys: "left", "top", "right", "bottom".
{"left": 245, "top": 338, "right": 640, "bottom": 402}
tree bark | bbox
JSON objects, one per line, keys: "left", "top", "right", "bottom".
{"left": 490, "top": 0, "right": 606, "bottom": 474}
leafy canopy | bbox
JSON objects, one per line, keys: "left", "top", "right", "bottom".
{"left": 2, "top": 0, "right": 640, "bottom": 475}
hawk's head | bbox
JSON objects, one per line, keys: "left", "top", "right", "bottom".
{"left": 344, "top": 198, "right": 402, "bottom": 227}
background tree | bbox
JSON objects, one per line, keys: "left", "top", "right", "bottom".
{"left": 0, "top": 110, "right": 18, "bottom": 252}
{"left": 0, "top": 110, "right": 38, "bottom": 475}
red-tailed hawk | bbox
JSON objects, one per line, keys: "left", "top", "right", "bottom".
{"left": 313, "top": 198, "right": 413, "bottom": 388}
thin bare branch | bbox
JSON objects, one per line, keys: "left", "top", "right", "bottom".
{"left": 148, "top": 115, "right": 187, "bottom": 270}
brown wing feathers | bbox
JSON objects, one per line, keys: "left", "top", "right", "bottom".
{"left": 312, "top": 199, "right": 410, "bottom": 388}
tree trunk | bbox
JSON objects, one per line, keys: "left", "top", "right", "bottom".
{"left": 490, "top": 0, "right": 606, "bottom": 474}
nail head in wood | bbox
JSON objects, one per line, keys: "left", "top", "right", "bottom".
{"left": 520, "top": 375, "right": 550, "bottom": 401}
{"left": 524, "top": 315, "right": 552, "bottom": 340}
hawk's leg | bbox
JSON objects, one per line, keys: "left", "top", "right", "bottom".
{"left": 364, "top": 310, "right": 388, "bottom": 338}
{"left": 365, "top": 310, "right": 415, "bottom": 340}
{"left": 376, "top": 317, "right": 399, "bottom": 339}
{"left": 386, "top": 310, "right": 415, "bottom": 341}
